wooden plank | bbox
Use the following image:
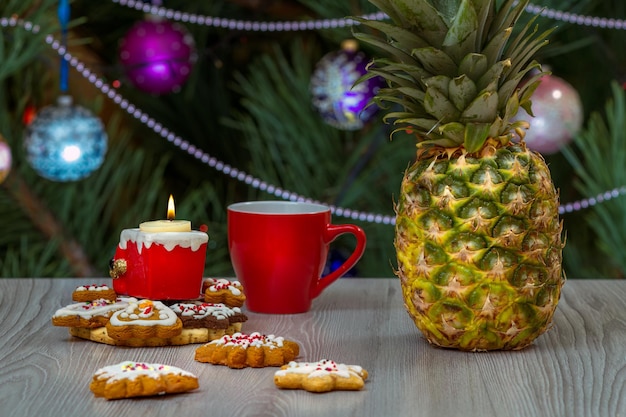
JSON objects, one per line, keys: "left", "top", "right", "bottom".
{"left": 0, "top": 278, "right": 624, "bottom": 416}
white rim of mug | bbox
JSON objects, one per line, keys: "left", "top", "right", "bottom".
{"left": 227, "top": 201, "right": 330, "bottom": 215}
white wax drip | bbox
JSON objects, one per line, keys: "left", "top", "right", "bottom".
{"left": 119, "top": 228, "right": 208, "bottom": 253}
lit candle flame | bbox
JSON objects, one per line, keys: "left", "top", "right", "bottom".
{"left": 167, "top": 194, "right": 176, "bottom": 220}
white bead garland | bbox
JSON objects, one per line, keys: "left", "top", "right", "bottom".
{"left": 3, "top": 16, "right": 626, "bottom": 223}
{"left": 112, "top": 0, "right": 626, "bottom": 32}
{"left": 113, "top": 0, "right": 377, "bottom": 31}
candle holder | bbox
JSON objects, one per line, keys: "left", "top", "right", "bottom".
{"left": 110, "top": 228, "right": 208, "bottom": 300}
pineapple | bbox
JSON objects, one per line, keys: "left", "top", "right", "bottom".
{"left": 355, "top": 0, "right": 565, "bottom": 351}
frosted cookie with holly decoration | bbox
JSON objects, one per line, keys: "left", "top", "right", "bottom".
{"left": 72, "top": 284, "right": 117, "bottom": 302}
{"left": 52, "top": 297, "right": 135, "bottom": 328}
{"left": 66, "top": 300, "right": 245, "bottom": 347}
{"left": 194, "top": 332, "right": 299, "bottom": 368}
{"left": 166, "top": 301, "right": 248, "bottom": 345}
{"left": 105, "top": 299, "right": 182, "bottom": 344}
{"left": 169, "top": 301, "right": 247, "bottom": 330}
{"left": 90, "top": 361, "right": 199, "bottom": 400}
{"left": 274, "top": 359, "right": 368, "bottom": 393}
{"left": 202, "top": 278, "right": 246, "bottom": 307}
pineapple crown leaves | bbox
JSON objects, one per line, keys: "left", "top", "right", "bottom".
{"left": 353, "top": 0, "right": 555, "bottom": 154}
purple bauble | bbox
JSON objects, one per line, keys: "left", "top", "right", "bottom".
{"left": 513, "top": 75, "right": 583, "bottom": 154}
{"left": 119, "top": 18, "right": 197, "bottom": 95}
{"left": 310, "top": 42, "right": 382, "bottom": 130}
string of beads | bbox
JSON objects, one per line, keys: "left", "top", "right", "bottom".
{"left": 2, "top": 15, "right": 625, "bottom": 223}
{"left": 113, "top": 0, "right": 626, "bottom": 31}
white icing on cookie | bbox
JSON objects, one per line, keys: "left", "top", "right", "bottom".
{"left": 210, "top": 332, "right": 284, "bottom": 349}
{"left": 169, "top": 302, "right": 242, "bottom": 320}
{"left": 275, "top": 360, "right": 363, "bottom": 379}
{"left": 53, "top": 297, "right": 135, "bottom": 319}
{"left": 75, "top": 284, "right": 110, "bottom": 292}
{"left": 109, "top": 300, "right": 177, "bottom": 327}
{"left": 93, "top": 361, "right": 196, "bottom": 382}
{"left": 205, "top": 278, "right": 242, "bottom": 296}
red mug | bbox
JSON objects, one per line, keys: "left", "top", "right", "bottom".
{"left": 227, "top": 201, "right": 367, "bottom": 314}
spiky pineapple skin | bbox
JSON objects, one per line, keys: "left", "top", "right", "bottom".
{"left": 395, "top": 142, "right": 564, "bottom": 351}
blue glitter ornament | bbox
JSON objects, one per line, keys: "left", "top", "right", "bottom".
{"left": 323, "top": 249, "right": 357, "bottom": 277}
{"left": 310, "top": 41, "right": 382, "bottom": 130}
{"left": 24, "top": 96, "right": 108, "bottom": 181}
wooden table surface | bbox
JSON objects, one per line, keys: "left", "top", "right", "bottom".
{"left": 1, "top": 278, "right": 625, "bottom": 417}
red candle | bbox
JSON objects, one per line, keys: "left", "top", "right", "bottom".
{"left": 111, "top": 196, "right": 208, "bottom": 300}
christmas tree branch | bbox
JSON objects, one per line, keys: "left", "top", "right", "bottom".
{"left": 562, "top": 81, "right": 626, "bottom": 278}
{"left": 2, "top": 170, "right": 99, "bottom": 277}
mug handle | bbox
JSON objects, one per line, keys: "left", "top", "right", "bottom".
{"left": 312, "top": 224, "right": 367, "bottom": 298}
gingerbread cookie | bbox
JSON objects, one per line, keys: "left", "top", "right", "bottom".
{"left": 203, "top": 278, "right": 246, "bottom": 307}
{"left": 106, "top": 300, "right": 182, "bottom": 341}
{"left": 170, "top": 302, "right": 248, "bottom": 329}
{"left": 70, "top": 323, "right": 243, "bottom": 347}
{"left": 72, "top": 284, "right": 117, "bottom": 302}
{"left": 274, "top": 360, "right": 368, "bottom": 393}
{"left": 195, "top": 332, "right": 299, "bottom": 368}
{"left": 52, "top": 297, "right": 135, "bottom": 328}
{"left": 90, "top": 361, "right": 198, "bottom": 400}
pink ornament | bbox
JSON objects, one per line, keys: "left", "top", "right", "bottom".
{"left": 119, "top": 18, "right": 197, "bottom": 95}
{"left": 514, "top": 75, "right": 583, "bottom": 154}
{"left": 0, "top": 137, "right": 12, "bottom": 185}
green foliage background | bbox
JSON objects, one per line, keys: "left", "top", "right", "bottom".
{"left": 1, "top": 0, "right": 626, "bottom": 279}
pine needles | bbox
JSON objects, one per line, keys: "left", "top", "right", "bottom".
{"left": 562, "top": 82, "right": 626, "bottom": 277}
